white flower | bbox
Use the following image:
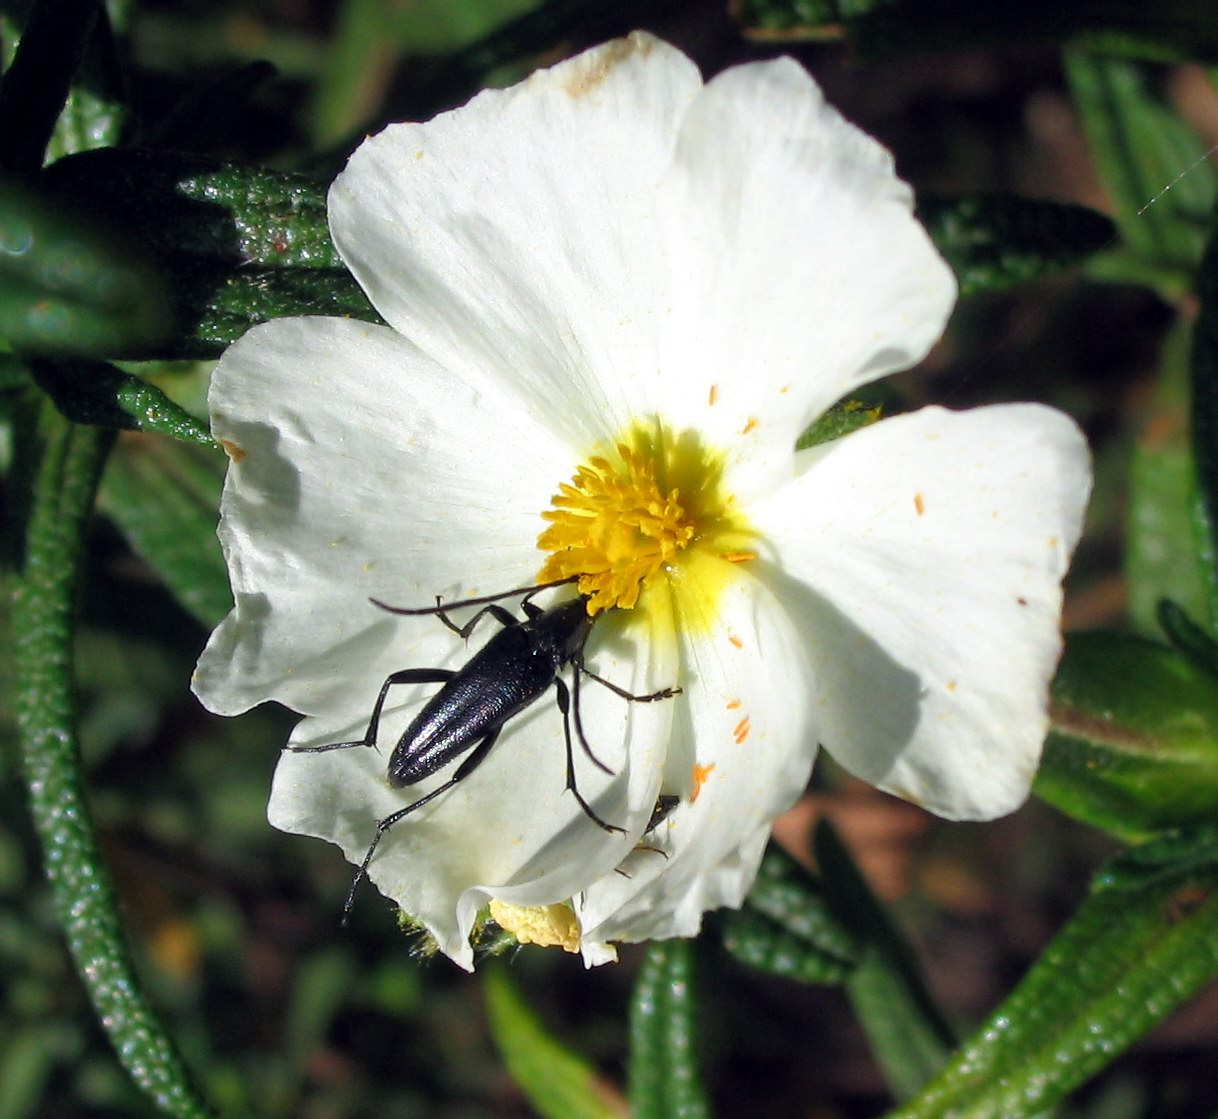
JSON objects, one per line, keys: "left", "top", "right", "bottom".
{"left": 192, "top": 33, "right": 1091, "bottom": 970}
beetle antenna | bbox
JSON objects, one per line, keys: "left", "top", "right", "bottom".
{"left": 370, "top": 575, "right": 579, "bottom": 616}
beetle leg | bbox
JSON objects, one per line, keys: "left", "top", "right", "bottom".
{"left": 343, "top": 726, "right": 503, "bottom": 923}
{"left": 435, "top": 602, "right": 518, "bottom": 640}
{"left": 569, "top": 666, "right": 615, "bottom": 775}
{"left": 577, "top": 657, "right": 681, "bottom": 703}
{"left": 554, "top": 676, "right": 625, "bottom": 835}
{"left": 288, "top": 668, "right": 456, "bottom": 754}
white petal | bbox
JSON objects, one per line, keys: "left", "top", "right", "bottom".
{"left": 577, "top": 568, "right": 816, "bottom": 946}
{"left": 751, "top": 404, "right": 1091, "bottom": 820}
{"left": 328, "top": 34, "right": 703, "bottom": 449}
{"left": 191, "top": 316, "right": 570, "bottom": 721}
{"left": 270, "top": 603, "right": 680, "bottom": 969}
{"left": 654, "top": 59, "right": 956, "bottom": 499}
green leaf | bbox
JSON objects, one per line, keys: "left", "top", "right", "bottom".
{"left": 0, "top": 179, "right": 171, "bottom": 356}
{"left": 735, "top": 0, "right": 1218, "bottom": 62}
{"left": 0, "top": 0, "right": 102, "bottom": 176}
{"left": 97, "top": 436, "right": 231, "bottom": 628}
{"left": 483, "top": 967, "right": 624, "bottom": 1119}
{"left": 816, "top": 822, "right": 954, "bottom": 1101}
{"left": 29, "top": 358, "right": 214, "bottom": 446}
{"left": 1037, "top": 632, "right": 1218, "bottom": 840}
{"left": 43, "top": 148, "right": 381, "bottom": 358}
{"left": 10, "top": 401, "right": 210, "bottom": 1119}
{"left": 1157, "top": 597, "right": 1218, "bottom": 677}
{"left": 629, "top": 939, "right": 710, "bottom": 1119}
{"left": 1126, "top": 319, "right": 1215, "bottom": 634}
{"left": 1067, "top": 52, "right": 1216, "bottom": 296}
{"left": 719, "top": 842, "right": 859, "bottom": 984}
{"left": 284, "top": 947, "right": 358, "bottom": 1066}
{"left": 1096, "top": 825, "right": 1218, "bottom": 891}
{"left": 311, "top": 0, "right": 539, "bottom": 148}
{"left": 1191, "top": 215, "right": 1218, "bottom": 618}
{"left": 917, "top": 194, "right": 1116, "bottom": 297}
{"left": 888, "top": 852, "right": 1218, "bottom": 1119}
{"left": 796, "top": 399, "right": 881, "bottom": 451}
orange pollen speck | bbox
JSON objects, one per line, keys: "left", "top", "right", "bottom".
{"left": 721, "top": 550, "right": 757, "bottom": 564}
{"left": 728, "top": 634, "right": 743, "bottom": 649}
{"left": 741, "top": 417, "right": 759, "bottom": 435}
{"left": 914, "top": 493, "right": 926, "bottom": 516}
{"left": 733, "top": 717, "right": 750, "bottom": 744}
{"left": 690, "top": 763, "right": 716, "bottom": 803}
{"left": 708, "top": 384, "right": 719, "bottom": 406}
{"left": 726, "top": 699, "right": 741, "bottom": 710}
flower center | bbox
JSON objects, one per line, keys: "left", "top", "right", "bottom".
{"left": 537, "top": 420, "right": 755, "bottom": 615}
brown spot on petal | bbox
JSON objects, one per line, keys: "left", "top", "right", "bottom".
{"left": 219, "top": 438, "right": 246, "bottom": 463}
{"left": 560, "top": 34, "right": 650, "bottom": 98}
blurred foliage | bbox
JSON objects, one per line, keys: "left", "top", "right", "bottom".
{"left": 3, "top": 0, "right": 1218, "bottom": 1118}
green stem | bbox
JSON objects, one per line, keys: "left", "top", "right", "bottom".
{"left": 12, "top": 405, "right": 212, "bottom": 1119}
{"left": 0, "top": 0, "right": 101, "bottom": 176}
{"left": 815, "top": 822, "right": 954, "bottom": 1101}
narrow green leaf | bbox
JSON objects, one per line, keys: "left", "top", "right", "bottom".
{"left": 1126, "top": 319, "right": 1214, "bottom": 634}
{"left": 1096, "top": 825, "right": 1218, "bottom": 891}
{"left": 0, "top": 180, "right": 171, "bottom": 356}
{"left": 796, "top": 399, "right": 881, "bottom": 450}
{"left": 11, "top": 401, "right": 210, "bottom": 1119}
{"left": 917, "top": 194, "right": 1116, "bottom": 297}
{"left": 1191, "top": 216, "right": 1218, "bottom": 619}
{"left": 629, "top": 939, "right": 710, "bottom": 1119}
{"left": 43, "top": 148, "right": 380, "bottom": 358}
{"left": 483, "top": 967, "right": 624, "bottom": 1119}
{"left": 719, "top": 842, "right": 859, "bottom": 984}
{"left": 816, "top": 822, "right": 954, "bottom": 1101}
{"left": 1157, "top": 597, "right": 1218, "bottom": 677}
{"left": 1067, "top": 52, "right": 1216, "bottom": 296}
{"left": 43, "top": 3, "right": 127, "bottom": 161}
{"left": 30, "top": 358, "right": 214, "bottom": 446}
{"left": 889, "top": 854, "right": 1218, "bottom": 1119}
{"left": 0, "top": 0, "right": 101, "bottom": 176}
{"left": 45, "top": 148, "right": 342, "bottom": 270}
{"left": 143, "top": 61, "right": 275, "bottom": 155}
{"left": 735, "top": 0, "right": 1218, "bottom": 63}
{"left": 0, "top": 353, "right": 33, "bottom": 391}
{"left": 98, "top": 436, "right": 231, "bottom": 628}
{"left": 284, "top": 948, "right": 358, "bottom": 1066}
{"left": 1038, "top": 632, "right": 1218, "bottom": 840}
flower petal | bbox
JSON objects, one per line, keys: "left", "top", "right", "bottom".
{"left": 751, "top": 404, "right": 1091, "bottom": 819}
{"left": 576, "top": 568, "right": 816, "bottom": 947}
{"left": 192, "top": 315, "right": 570, "bottom": 721}
{"left": 328, "top": 33, "right": 703, "bottom": 449}
{"left": 653, "top": 59, "right": 956, "bottom": 499}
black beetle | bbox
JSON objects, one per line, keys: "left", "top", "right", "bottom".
{"left": 291, "top": 579, "right": 680, "bottom": 919}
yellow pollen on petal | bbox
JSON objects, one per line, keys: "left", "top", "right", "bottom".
{"left": 537, "top": 419, "right": 757, "bottom": 619}
{"left": 488, "top": 900, "right": 581, "bottom": 953}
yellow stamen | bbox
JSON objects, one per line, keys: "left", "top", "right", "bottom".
{"left": 488, "top": 900, "right": 581, "bottom": 952}
{"left": 537, "top": 419, "right": 756, "bottom": 617}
